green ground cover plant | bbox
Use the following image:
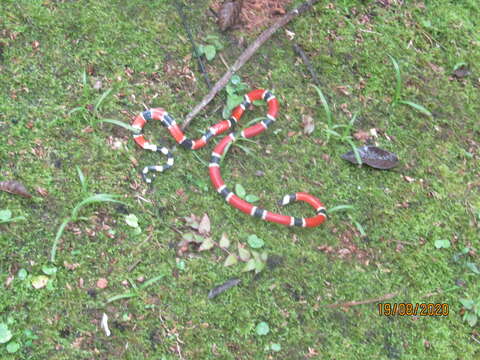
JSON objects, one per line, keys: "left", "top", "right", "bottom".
{"left": 1, "top": 0, "right": 479, "bottom": 358}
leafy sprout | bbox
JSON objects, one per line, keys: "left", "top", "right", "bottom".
{"left": 0, "top": 209, "right": 25, "bottom": 224}
{"left": 50, "top": 169, "right": 126, "bottom": 262}
{"left": 311, "top": 85, "right": 362, "bottom": 164}
{"left": 388, "top": 55, "right": 432, "bottom": 117}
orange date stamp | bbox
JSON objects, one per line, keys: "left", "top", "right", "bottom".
{"left": 378, "top": 303, "right": 449, "bottom": 316}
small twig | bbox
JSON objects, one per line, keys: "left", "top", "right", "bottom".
{"left": 135, "top": 195, "right": 152, "bottom": 203}
{"left": 292, "top": 43, "right": 321, "bottom": 86}
{"left": 218, "top": 53, "right": 230, "bottom": 70}
{"left": 421, "top": 289, "right": 443, "bottom": 298}
{"left": 159, "top": 315, "right": 185, "bottom": 360}
{"left": 3, "top": 227, "right": 24, "bottom": 242}
{"left": 208, "top": 7, "right": 218, "bottom": 18}
{"left": 175, "top": 0, "right": 211, "bottom": 89}
{"left": 326, "top": 292, "right": 398, "bottom": 308}
{"left": 393, "top": 239, "right": 418, "bottom": 246}
{"left": 358, "top": 28, "right": 382, "bottom": 35}
{"left": 127, "top": 259, "right": 142, "bottom": 272}
{"left": 181, "top": 0, "right": 320, "bottom": 130}
{"left": 167, "top": 224, "right": 184, "bottom": 236}
{"left": 209, "top": 104, "right": 223, "bottom": 117}
{"left": 472, "top": 335, "right": 480, "bottom": 345}
{"left": 134, "top": 232, "right": 153, "bottom": 252}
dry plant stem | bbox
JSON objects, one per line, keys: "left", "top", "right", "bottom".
{"left": 175, "top": 0, "right": 211, "bottom": 89}
{"left": 181, "top": 0, "right": 320, "bottom": 130}
{"left": 127, "top": 259, "right": 142, "bottom": 272}
{"left": 327, "top": 287, "right": 449, "bottom": 309}
{"left": 326, "top": 292, "right": 398, "bottom": 309}
{"left": 293, "top": 42, "right": 321, "bottom": 86}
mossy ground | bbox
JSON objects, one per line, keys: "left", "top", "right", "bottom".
{"left": 1, "top": 0, "right": 479, "bottom": 359}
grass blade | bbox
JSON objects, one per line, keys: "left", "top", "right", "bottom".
{"left": 324, "top": 129, "right": 341, "bottom": 138}
{"left": 311, "top": 85, "right": 332, "bottom": 127}
{"left": 105, "top": 292, "right": 137, "bottom": 304}
{"left": 349, "top": 113, "right": 358, "bottom": 127}
{"left": 50, "top": 218, "right": 70, "bottom": 262}
{"left": 221, "top": 141, "right": 233, "bottom": 163}
{"left": 234, "top": 143, "right": 254, "bottom": 156}
{"left": 76, "top": 166, "right": 87, "bottom": 193}
{"left": 71, "top": 194, "right": 125, "bottom": 220}
{"left": 346, "top": 139, "right": 363, "bottom": 165}
{"left": 139, "top": 274, "right": 165, "bottom": 289}
{"left": 388, "top": 55, "right": 402, "bottom": 104}
{"left": 68, "top": 107, "right": 86, "bottom": 116}
{"left": 82, "top": 69, "right": 87, "bottom": 86}
{"left": 0, "top": 216, "right": 26, "bottom": 224}
{"left": 192, "top": 151, "right": 209, "bottom": 167}
{"left": 244, "top": 117, "right": 266, "bottom": 127}
{"left": 327, "top": 205, "right": 354, "bottom": 214}
{"left": 98, "top": 119, "right": 138, "bottom": 133}
{"left": 94, "top": 88, "right": 112, "bottom": 112}
{"left": 399, "top": 100, "right": 432, "bottom": 117}
{"left": 352, "top": 220, "right": 366, "bottom": 236}
{"left": 236, "top": 137, "right": 258, "bottom": 145}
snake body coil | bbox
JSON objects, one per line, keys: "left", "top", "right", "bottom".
{"left": 131, "top": 89, "right": 326, "bottom": 227}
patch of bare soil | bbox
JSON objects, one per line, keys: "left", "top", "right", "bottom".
{"left": 212, "top": 0, "right": 292, "bottom": 32}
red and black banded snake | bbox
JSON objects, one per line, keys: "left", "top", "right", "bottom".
{"left": 131, "top": 89, "right": 326, "bottom": 227}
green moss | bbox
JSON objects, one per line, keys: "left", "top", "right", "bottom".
{"left": 0, "top": 0, "right": 479, "bottom": 359}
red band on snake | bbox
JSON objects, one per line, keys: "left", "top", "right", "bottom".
{"left": 131, "top": 89, "right": 326, "bottom": 227}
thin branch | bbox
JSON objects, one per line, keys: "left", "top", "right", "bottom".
{"left": 293, "top": 42, "right": 321, "bottom": 86}
{"left": 326, "top": 292, "right": 398, "bottom": 309}
{"left": 181, "top": 0, "right": 320, "bottom": 130}
{"left": 175, "top": 0, "right": 211, "bottom": 89}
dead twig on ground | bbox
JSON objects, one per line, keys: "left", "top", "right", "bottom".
{"left": 293, "top": 42, "right": 321, "bottom": 86}
{"left": 326, "top": 292, "right": 398, "bottom": 308}
{"left": 181, "top": 0, "right": 320, "bottom": 130}
{"left": 175, "top": 0, "right": 212, "bottom": 89}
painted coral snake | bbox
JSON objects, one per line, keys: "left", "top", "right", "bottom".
{"left": 131, "top": 89, "right": 326, "bottom": 227}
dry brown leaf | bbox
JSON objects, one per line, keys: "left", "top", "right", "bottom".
{"left": 340, "top": 103, "right": 352, "bottom": 117}
{"left": 36, "top": 187, "right": 49, "bottom": 197}
{"left": 317, "top": 245, "right": 334, "bottom": 253}
{"left": 341, "top": 146, "right": 399, "bottom": 169}
{"left": 198, "top": 213, "right": 211, "bottom": 235}
{"left": 72, "top": 337, "right": 84, "bottom": 349}
{"left": 129, "top": 156, "right": 138, "bottom": 167}
{"left": 208, "top": 278, "right": 241, "bottom": 299}
{"left": 302, "top": 115, "right": 315, "bottom": 135}
{"left": 214, "top": 0, "right": 291, "bottom": 32}
{"left": 81, "top": 126, "right": 94, "bottom": 133}
{"left": 5, "top": 275, "right": 14, "bottom": 287}
{"left": 453, "top": 65, "right": 470, "bottom": 79}
{"left": 335, "top": 85, "right": 350, "bottom": 96}
{"left": 184, "top": 214, "right": 200, "bottom": 229}
{"left": 428, "top": 62, "right": 444, "bottom": 74}
{"left": 218, "top": 0, "right": 244, "bottom": 31}
{"left": 0, "top": 180, "right": 32, "bottom": 198}
{"left": 86, "top": 64, "right": 95, "bottom": 75}
{"left": 63, "top": 261, "right": 80, "bottom": 271}
{"left": 353, "top": 130, "right": 371, "bottom": 142}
